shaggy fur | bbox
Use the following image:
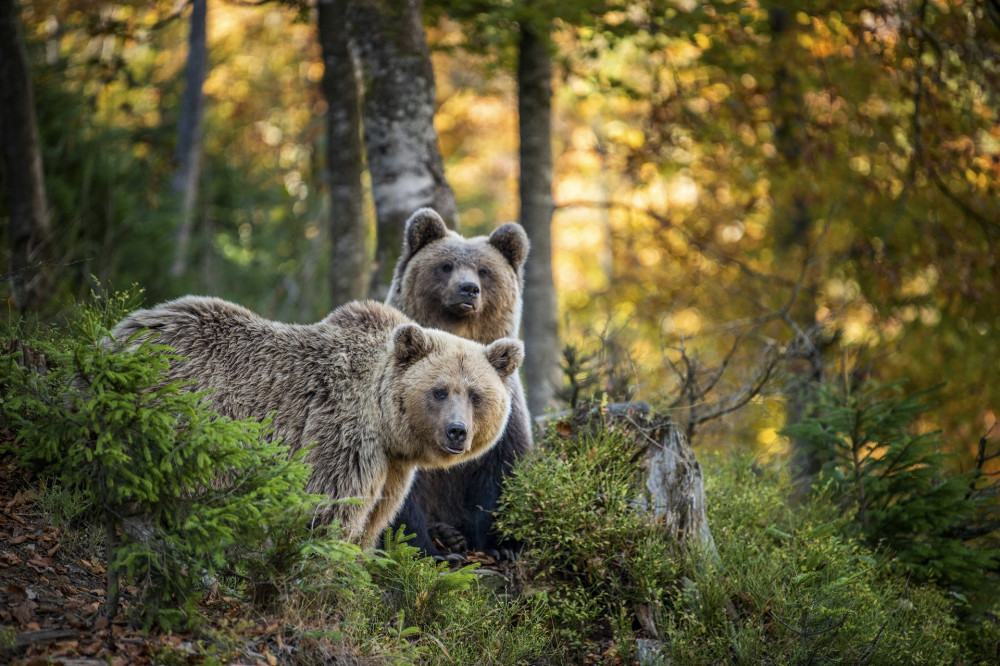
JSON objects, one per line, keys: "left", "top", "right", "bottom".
{"left": 386, "top": 208, "right": 533, "bottom": 558}
{"left": 112, "top": 297, "right": 523, "bottom": 547}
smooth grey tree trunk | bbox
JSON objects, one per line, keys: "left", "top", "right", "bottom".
{"left": 518, "top": 24, "right": 561, "bottom": 415}
{"left": 170, "top": 0, "right": 207, "bottom": 278}
{"left": 319, "top": 0, "right": 369, "bottom": 307}
{"left": 349, "top": 0, "right": 457, "bottom": 300}
{"left": 0, "top": 0, "right": 51, "bottom": 311}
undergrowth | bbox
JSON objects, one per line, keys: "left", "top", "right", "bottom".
{"left": 496, "top": 414, "right": 999, "bottom": 664}
{"left": 3, "top": 290, "right": 997, "bottom": 663}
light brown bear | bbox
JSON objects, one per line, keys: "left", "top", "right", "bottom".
{"left": 112, "top": 297, "right": 523, "bottom": 547}
{"left": 386, "top": 208, "right": 532, "bottom": 559}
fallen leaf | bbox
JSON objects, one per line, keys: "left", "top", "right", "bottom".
{"left": 13, "top": 600, "right": 35, "bottom": 624}
{"left": 1, "top": 551, "right": 23, "bottom": 566}
{"left": 27, "top": 556, "right": 52, "bottom": 571}
{"left": 49, "top": 640, "right": 79, "bottom": 657}
{"left": 9, "top": 534, "right": 29, "bottom": 545}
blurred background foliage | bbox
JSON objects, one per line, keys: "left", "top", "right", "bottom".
{"left": 2, "top": 0, "right": 998, "bottom": 462}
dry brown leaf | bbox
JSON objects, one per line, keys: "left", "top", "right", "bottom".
{"left": 13, "top": 600, "right": 35, "bottom": 624}
{"left": 1, "top": 551, "right": 23, "bottom": 566}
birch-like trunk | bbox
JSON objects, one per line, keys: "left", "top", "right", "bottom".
{"left": 349, "top": 0, "right": 457, "bottom": 300}
{"left": 319, "top": 0, "right": 369, "bottom": 307}
{"left": 518, "top": 24, "right": 561, "bottom": 415}
{"left": 169, "top": 0, "right": 207, "bottom": 278}
{"left": 1, "top": 0, "right": 51, "bottom": 311}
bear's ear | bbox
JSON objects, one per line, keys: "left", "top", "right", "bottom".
{"left": 402, "top": 208, "right": 448, "bottom": 260}
{"left": 392, "top": 323, "right": 433, "bottom": 366}
{"left": 484, "top": 338, "right": 525, "bottom": 379}
{"left": 488, "top": 223, "right": 530, "bottom": 272}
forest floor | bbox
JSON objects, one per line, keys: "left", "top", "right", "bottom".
{"left": 0, "top": 440, "right": 343, "bottom": 665}
{"left": 0, "top": 441, "right": 522, "bottom": 665}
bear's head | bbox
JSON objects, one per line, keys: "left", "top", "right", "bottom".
{"left": 389, "top": 322, "right": 524, "bottom": 467}
{"left": 387, "top": 208, "right": 529, "bottom": 344}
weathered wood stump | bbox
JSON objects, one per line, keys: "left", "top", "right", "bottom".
{"left": 539, "top": 401, "right": 717, "bottom": 560}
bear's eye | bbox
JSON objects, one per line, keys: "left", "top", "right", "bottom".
{"left": 440, "top": 262, "right": 453, "bottom": 274}
{"left": 470, "top": 392, "right": 483, "bottom": 407}
{"left": 477, "top": 267, "right": 490, "bottom": 279}
{"left": 432, "top": 388, "right": 448, "bottom": 400}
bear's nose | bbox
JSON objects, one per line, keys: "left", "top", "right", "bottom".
{"left": 458, "top": 282, "right": 480, "bottom": 298}
{"left": 446, "top": 422, "right": 467, "bottom": 445}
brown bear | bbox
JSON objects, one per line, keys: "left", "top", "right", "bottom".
{"left": 112, "top": 297, "right": 524, "bottom": 547}
{"left": 386, "top": 208, "right": 532, "bottom": 559}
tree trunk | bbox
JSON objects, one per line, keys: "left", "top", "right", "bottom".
{"left": 318, "top": 0, "right": 369, "bottom": 308}
{"left": 349, "top": 0, "right": 457, "bottom": 300}
{"left": 169, "top": 0, "right": 208, "bottom": 279}
{"left": 517, "top": 23, "right": 560, "bottom": 416}
{"left": 767, "top": 8, "right": 828, "bottom": 494}
{"left": 0, "top": 0, "right": 52, "bottom": 311}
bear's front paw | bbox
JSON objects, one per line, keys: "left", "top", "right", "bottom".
{"left": 428, "top": 521, "right": 467, "bottom": 553}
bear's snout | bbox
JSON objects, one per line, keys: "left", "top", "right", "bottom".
{"left": 445, "top": 422, "right": 468, "bottom": 453}
{"left": 444, "top": 272, "right": 481, "bottom": 316}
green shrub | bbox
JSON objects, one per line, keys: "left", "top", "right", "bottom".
{"left": 494, "top": 412, "right": 989, "bottom": 663}
{"left": 781, "top": 380, "right": 1000, "bottom": 605}
{"left": 335, "top": 529, "right": 552, "bottom": 664}
{"left": 0, "top": 289, "right": 325, "bottom": 630}
{"left": 496, "top": 424, "right": 680, "bottom": 657}
{"left": 664, "top": 455, "right": 966, "bottom": 664}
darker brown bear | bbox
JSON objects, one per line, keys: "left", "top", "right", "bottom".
{"left": 112, "top": 297, "right": 523, "bottom": 547}
{"left": 386, "top": 208, "right": 532, "bottom": 559}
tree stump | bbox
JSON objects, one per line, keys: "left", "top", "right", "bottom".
{"left": 540, "top": 402, "right": 717, "bottom": 560}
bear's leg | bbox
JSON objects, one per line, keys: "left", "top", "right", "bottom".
{"left": 363, "top": 464, "right": 416, "bottom": 548}
{"left": 385, "top": 491, "right": 465, "bottom": 561}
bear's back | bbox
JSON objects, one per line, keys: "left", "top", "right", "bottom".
{"left": 112, "top": 297, "right": 403, "bottom": 445}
